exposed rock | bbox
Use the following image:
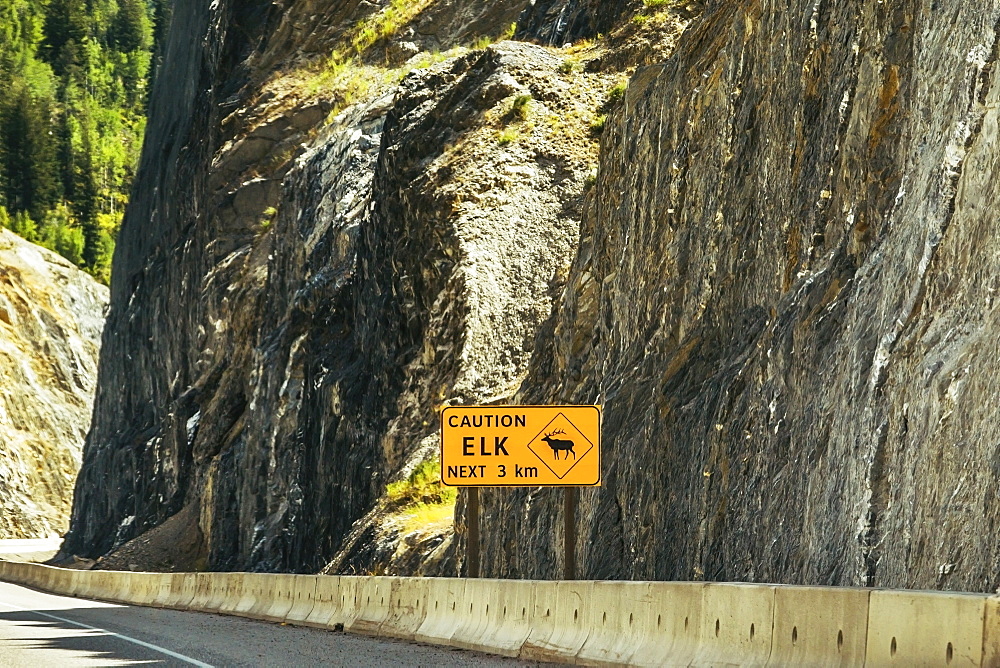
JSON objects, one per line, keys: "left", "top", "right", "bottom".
{"left": 516, "top": 0, "right": 633, "bottom": 46}
{"left": 414, "top": 1, "right": 527, "bottom": 48}
{"left": 478, "top": 0, "right": 1000, "bottom": 592}
{"left": 63, "top": 0, "right": 613, "bottom": 573}
{"left": 68, "top": 0, "right": 1000, "bottom": 595}
{"left": 93, "top": 503, "right": 206, "bottom": 572}
{"left": 387, "top": 40, "right": 422, "bottom": 65}
{"left": 322, "top": 41, "right": 610, "bottom": 573}
{"left": 0, "top": 229, "right": 107, "bottom": 540}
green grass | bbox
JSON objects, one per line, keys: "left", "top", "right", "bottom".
{"left": 560, "top": 57, "right": 579, "bottom": 74}
{"left": 497, "top": 127, "right": 520, "bottom": 146}
{"left": 511, "top": 94, "right": 532, "bottom": 121}
{"left": 385, "top": 458, "right": 457, "bottom": 534}
{"left": 471, "top": 22, "right": 517, "bottom": 51}
{"left": 397, "top": 501, "right": 456, "bottom": 535}
{"left": 296, "top": 5, "right": 517, "bottom": 125}
{"left": 259, "top": 206, "right": 278, "bottom": 228}
{"left": 351, "top": 0, "right": 432, "bottom": 56}
{"left": 471, "top": 35, "right": 493, "bottom": 50}
{"left": 305, "top": 47, "right": 458, "bottom": 120}
{"left": 606, "top": 80, "right": 628, "bottom": 106}
{"left": 405, "top": 48, "right": 452, "bottom": 71}
{"left": 590, "top": 79, "right": 630, "bottom": 122}
{"left": 386, "top": 459, "right": 456, "bottom": 509}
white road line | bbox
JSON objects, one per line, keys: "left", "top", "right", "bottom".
{"left": 0, "top": 599, "right": 214, "bottom": 667}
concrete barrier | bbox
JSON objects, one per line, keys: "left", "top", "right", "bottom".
{"left": 21, "top": 563, "right": 49, "bottom": 590}
{"left": 414, "top": 577, "right": 466, "bottom": 645}
{"left": 160, "top": 572, "right": 198, "bottom": 610}
{"left": 125, "top": 572, "right": 165, "bottom": 607}
{"left": 449, "top": 578, "right": 497, "bottom": 651}
{"left": 250, "top": 573, "right": 297, "bottom": 623}
{"left": 5, "top": 561, "right": 1000, "bottom": 666}
{"left": 866, "top": 589, "right": 985, "bottom": 667}
{"left": 68, "top": 568, "right": 96, "bottom": 599}
{"left": 196, "top": 571, "right": 242, "bottom": 614}
{"left": 223, "top": 572, "right": 253, "bottom": 616}
{"left": 334, "top": 576, "right": 364, "bottom": 630}
{"left": 116, "top": 572, "right": 139, "bottom": 604}
{"left": 689, "top": 582, "right": 776, "bottom": 665}
{"left": 981, "top": 595, "right": 1000, "bottom": 666}
{"left": 768, "top": 585, "right": 869, "bottom": 666}
{"left": 380, "top": 577, "right": 428, "bottom": 640}
{"left": 45, "top": 566, "right": 72, "bottom": 596}
{"left": 468, "top": 578, "right": 534, "bottom": 657}
{"left": 189, "top": 572, "right": 215, "bottom": 611}
{"left": 214, "top": 573, "right": 244, "bottom": 615}
{"left": 149, "top": 572, "right": 173, "bottom": 607}
{"left": 282, "top": 575, "right": 317, "bottom": 625}
{"left": 300, "top": 575, "right": 339, "bottom": 628}
{"left": 521, "top": 580, "right": 594, "bottom": 662}
{"left": 75, "top": 570, "right": 118, "bottom": 603}
{"left": 577, "top": 581, "right": 654, "bottom": 665}
{"left": 349, "top": 576, "right": 395, "bottom": 635}
{"left": 233, "top": 572, "right": 268, "bottom": 619}
{"left": 627, "top": 581, "right": 704, "bottom": 666}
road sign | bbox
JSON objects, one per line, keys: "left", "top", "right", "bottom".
{"left": 440, "top": 405, "right": 601, "bottom": 486}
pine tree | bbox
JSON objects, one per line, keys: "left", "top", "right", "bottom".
{"left": 79, "top": 154, "right": 101, "bottom": 268}
{"left": 0, "top": 0, "right": 157, "bottom": 280}
{"left": 41, "top": 0, "right": 87, "bottom": 68}
{"left": 0, "top": 86, "right": 61, "bottom": 221}
{"left": 112, "top": 0, "right": 152, "bottom": 53}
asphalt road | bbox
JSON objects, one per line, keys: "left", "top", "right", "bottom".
{"left": 0, "top": 581, "right": 539, "bottom": 667}
{"left": 0, "top": 538, "right": 62, "bottom": 563}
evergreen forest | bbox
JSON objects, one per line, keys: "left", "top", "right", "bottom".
{"left": 0, "top": 0, "right": 166, "bottom": 283}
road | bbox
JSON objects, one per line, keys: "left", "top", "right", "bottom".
{"left": 0, "top": 538, "right": 63, "bottom": 563}
{"left": 0, "top": 581, "right": 538, "bottom": 667}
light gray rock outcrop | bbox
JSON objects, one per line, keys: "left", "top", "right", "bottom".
{"left": 0, "top": 229, "right": 107, "bottom": 539}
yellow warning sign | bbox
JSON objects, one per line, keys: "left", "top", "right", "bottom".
{"left": 440, "top": 405, "right": 601, "bottom": 486}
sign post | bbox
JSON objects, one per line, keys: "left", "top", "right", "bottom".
{"left": 467, "top": 487, "right": 480, "bottom": 578}
{"left": 441, "top": 405, "right": 601, "bottom": 579}
{"left": 564, "top": 486, "right": 577, "bottom": 580}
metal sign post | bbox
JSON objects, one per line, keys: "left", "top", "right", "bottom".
{"left": 467, "top": 487, "right": 480, "bottom": 578}
{"left": 564, "top": 487, "right": 577, "bottom": 580}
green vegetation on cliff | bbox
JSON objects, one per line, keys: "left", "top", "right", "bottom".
{"left": 0, "top": 0, "right": 161, "bottom": 283}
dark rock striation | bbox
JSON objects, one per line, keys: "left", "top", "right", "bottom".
{"left": 481, "top": 0, "right": 1000, "bottom": 592}
{"left": 515, "top": 0, "right": 633, "bottom": 46}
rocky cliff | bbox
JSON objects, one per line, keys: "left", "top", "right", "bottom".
{"left": 62, "top": 0, "right": 637, "bottom": 573}
{"left": 65, "top": 0, "right": 1000, "bottom": 592}
{"left": 481, "top": 0, "right": 1000, "bottom": 592}
{"left": 0, "top": 229, "right": 107, "bottom": 540}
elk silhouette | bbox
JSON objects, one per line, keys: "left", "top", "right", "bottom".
{"left": 541, "top": 429, "right": 576, "bottom": 460}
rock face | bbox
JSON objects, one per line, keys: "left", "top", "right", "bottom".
{"left": 480, "top": 0, "right": 1000, "bottom": 592}
{"left": 515, "top": 0, "right": 632, "bottom": 46}
{"left": 63, "top": 0, "right": 609, "bottom": 573}
{"left": 0, "top": 229, "right": 108, "bottom": 539}
{"left": 66, "top": 0, "right": 1000, "bottom": 593}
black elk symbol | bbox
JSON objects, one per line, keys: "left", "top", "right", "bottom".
{"left": 541, "top": 429, "right": 576, "bottom": 460}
